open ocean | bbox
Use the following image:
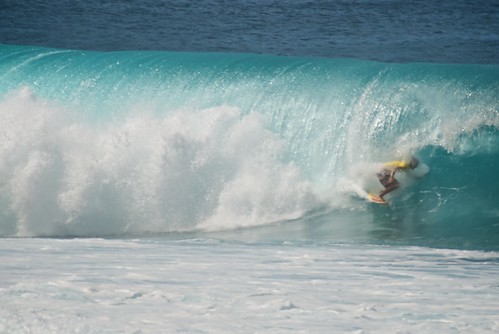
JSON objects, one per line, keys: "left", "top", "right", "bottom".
{"left": 1, "top": 0, "right": 498, "bottom": 333}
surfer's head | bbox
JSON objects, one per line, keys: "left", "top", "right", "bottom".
{"left": 409, "top": 157, "right": 419, "bottom": 169}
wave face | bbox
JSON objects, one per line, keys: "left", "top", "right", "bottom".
{"left": 0, "top": 44, "right": 498, "bottom": 248}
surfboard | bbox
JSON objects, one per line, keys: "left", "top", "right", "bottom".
{"left": 368, "top": 193, "right": 387, "bottom": 204}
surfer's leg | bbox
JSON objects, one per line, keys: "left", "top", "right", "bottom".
{"left": 379, "top": 179, "right": 399, "bottom": 200}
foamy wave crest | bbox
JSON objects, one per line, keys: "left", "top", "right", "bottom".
{"left": 0, "top": 87, "right": 316, "bottom": 237}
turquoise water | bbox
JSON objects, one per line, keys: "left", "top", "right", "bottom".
{"left": 1, "top": 44, "right": 497, "bottom": 249}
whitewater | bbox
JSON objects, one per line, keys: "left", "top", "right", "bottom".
{"left": 1, "top": 17, "right": 499, "bottom": 330}
{"left": 2, "top": 238, "right": 499, "bottom": 333}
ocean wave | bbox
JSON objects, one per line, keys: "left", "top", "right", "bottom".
{"left": 0, "top": 44, "right": 497, "bottom": 245}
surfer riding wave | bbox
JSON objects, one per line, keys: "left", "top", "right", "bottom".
{"left": 376, "top": 157, "right": 419, "bottom": 201}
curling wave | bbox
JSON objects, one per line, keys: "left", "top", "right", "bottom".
{"left": 0, "top": 44, "right": 497, "bottom": 248}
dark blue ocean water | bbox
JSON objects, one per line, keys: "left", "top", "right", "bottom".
{"left": 2, "top": 0, "right": 499, "bottom": 63}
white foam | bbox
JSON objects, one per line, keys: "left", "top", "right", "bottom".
{"left": 0, "top": 87, "right": 317, "bottom": 237}
{"left": 1, "top": 238, "right": 498, "bottom": 333}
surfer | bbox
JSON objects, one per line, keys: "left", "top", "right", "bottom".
{"left": 376, "top": 157, "right": 419, "bottom": 201}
